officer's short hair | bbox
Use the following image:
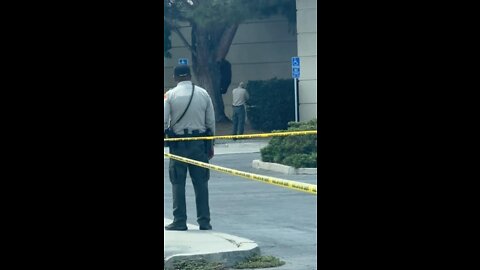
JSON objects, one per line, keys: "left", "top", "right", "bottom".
{"left": 174, "top": 65, "right": 191, "bottom": 77}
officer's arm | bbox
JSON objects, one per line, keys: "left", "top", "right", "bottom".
{"left": 205, "top": 95, "right": 215, "bottom": 135}
{"left": 164, "top": 92, "right": 171, "bottom": 132}
{"left": 205, "top": 94, "right": 216, "bottom": 160}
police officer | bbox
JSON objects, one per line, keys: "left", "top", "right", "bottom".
{"left": 164, "top": 65, "right": 215, "bottom": 231}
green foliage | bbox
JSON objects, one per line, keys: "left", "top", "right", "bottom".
{"left": 260, "top": 119, "right": 317, "bottom": 168}
{"left": 172, "top": 259, "right": 226, "bottom": 270}
{"left": 246, "top": 78, "right": 295, "bottom": 132}
{"left": 163, "top": 0, "right": 297, "bottom": 55}
{"left": 283, "top": 153, "right": 317, "bottom": 169}
{"left": 233, "top": 255, "right": 285, "bottom": 269}
{"left": 168, "top": 255, "right": 285, "bottom": 270}
{"left": 165, "top": 0, "right": 296, "bottom": 28}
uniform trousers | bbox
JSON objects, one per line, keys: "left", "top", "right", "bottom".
{"left": 168, "top": 139, "right": 210, "bottom": 227}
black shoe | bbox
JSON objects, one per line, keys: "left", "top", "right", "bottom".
{"left": 199, "top": 224, "right": 212, "bottom": 230}
{"left": 165, "top": 223, "right": 188, "bottom": 231}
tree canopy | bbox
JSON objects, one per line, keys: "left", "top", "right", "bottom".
{"left": 164, "top": 0, "right": 296, "bottom": 59}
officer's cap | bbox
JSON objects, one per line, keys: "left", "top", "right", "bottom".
{"left": 174, "top": 65, "right": 191, "bottom": 77}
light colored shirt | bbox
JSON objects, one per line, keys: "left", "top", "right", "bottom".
{"left": 164, "top": 81, "right": 215, "bottom": 135}
{"left": 232, "top": 87, "right": 249, "bottom": 106}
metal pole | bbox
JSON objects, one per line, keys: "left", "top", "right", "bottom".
{"left": 294, "top": 78, "right": 298, "bottom": 122}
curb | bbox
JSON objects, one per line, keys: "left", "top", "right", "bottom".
{"left": 252, "top": 160, "right": 317, "bottom": 175}
{"left": 164, "top": 219, "right": 260, "bottom": 270}
{"left": 164, "top": 244, "right": 260, "bottom": 270}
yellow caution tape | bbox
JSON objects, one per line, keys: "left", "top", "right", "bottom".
{"left": 164, "top": 152, "right": 317, "bottom": 195}
{"left": 164, "top": 130, "right": 317, "bottom": 142}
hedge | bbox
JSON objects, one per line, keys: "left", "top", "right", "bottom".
{"left": 260, "top": 119, "right": 317, "bottom": 168}
{"left": 246, "top": 78, "right": 295, "bottom": 132}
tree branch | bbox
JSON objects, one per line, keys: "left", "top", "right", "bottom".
{"left": 215, "top": 24, "right": 239, "bottom": 61}
{"left": 164, "top": 17, "right": 197, "bottom": 57}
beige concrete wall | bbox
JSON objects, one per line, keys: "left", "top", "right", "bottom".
{"left": 296, "top": 0, "right": 317, "bottom": 122}
{"left": 164, "top": 16, "right": 297, "bottom": 120}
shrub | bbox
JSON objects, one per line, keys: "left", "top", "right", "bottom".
{"left": 246, "top": 78, "right": 295, "bottom": 132}
{"left": 260, "top": 119, "right": 317, "bottom": 168}
{"left": 283, "top": 153, "right": 317, "bottom": 168}
{"left": 234, "top": 255, "right": 285, "bottom": 269}
{"left": 172, "top": 259, "right": 226, "bottom": 270}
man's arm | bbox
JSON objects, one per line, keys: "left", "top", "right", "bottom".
{"left": 164, "top": 92, "right": 171, "bottom": 131}
{"left": 205, "top": 94, "right": 216, "bottom": 159}
{"left": 205, "top": 94, "right": 215, "bottom": 135}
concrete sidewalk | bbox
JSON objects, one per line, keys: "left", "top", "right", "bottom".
{"left": 164, "top": 140, "right": 269, "bottom": 156}
{"left": 164, "top": 218, "right": 260, "bottom": 269}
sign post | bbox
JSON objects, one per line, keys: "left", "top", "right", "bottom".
{"left": 291, "top": 57, "right": 300, "bottom": 122}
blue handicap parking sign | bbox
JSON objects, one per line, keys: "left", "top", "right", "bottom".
{"left": 291, "top": 57, "right": 300, "bottom": 67}
{"left": 178, "top": 58, "right": 188, "bottom": 65}
{"left": 292, "top": 57, "right": 300, "bottom": 78}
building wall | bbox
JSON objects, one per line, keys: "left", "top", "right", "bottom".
{"left": 296, "top": 0, "right": 317, "bottom": 121}
{"left": 164, "top": 16, "right": 297, "bottom": 120}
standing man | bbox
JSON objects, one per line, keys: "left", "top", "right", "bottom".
{"left": 164, "top": 65, "right": 215, "bottom": 231}
{"left": 232, "top": 82, "right": 249, "bottom": 137}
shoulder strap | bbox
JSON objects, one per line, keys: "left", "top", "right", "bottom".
{"left": 170, "top": 83, "right": 195, "bottom": 128}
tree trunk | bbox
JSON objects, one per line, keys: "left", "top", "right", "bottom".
{"left": 194, "top": 59, "right": 228, "bottom": 122}
{"left": 191, "top": 23, "right": 238, "bottom": 123}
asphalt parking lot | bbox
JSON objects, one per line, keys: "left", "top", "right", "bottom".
{"left": 164, "top": 151, "right": 317, "bottom": 270}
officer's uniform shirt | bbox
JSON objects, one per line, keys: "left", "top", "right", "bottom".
{"left": 164, "top": 81, "right": 215, "bottom": 135}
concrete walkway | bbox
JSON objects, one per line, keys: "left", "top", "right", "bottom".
{"left": 164, "top": 218, "right": 260, "bottom": 269}
{"left": 164, "top": 141, "right": 267, "bottom": 269}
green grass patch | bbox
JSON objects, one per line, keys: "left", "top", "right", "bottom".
{"left": 171, "top": 259, "right": 226, "bottom": 270}
{"left": 233, "top": 255, "right": 285, "bottom": 269}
